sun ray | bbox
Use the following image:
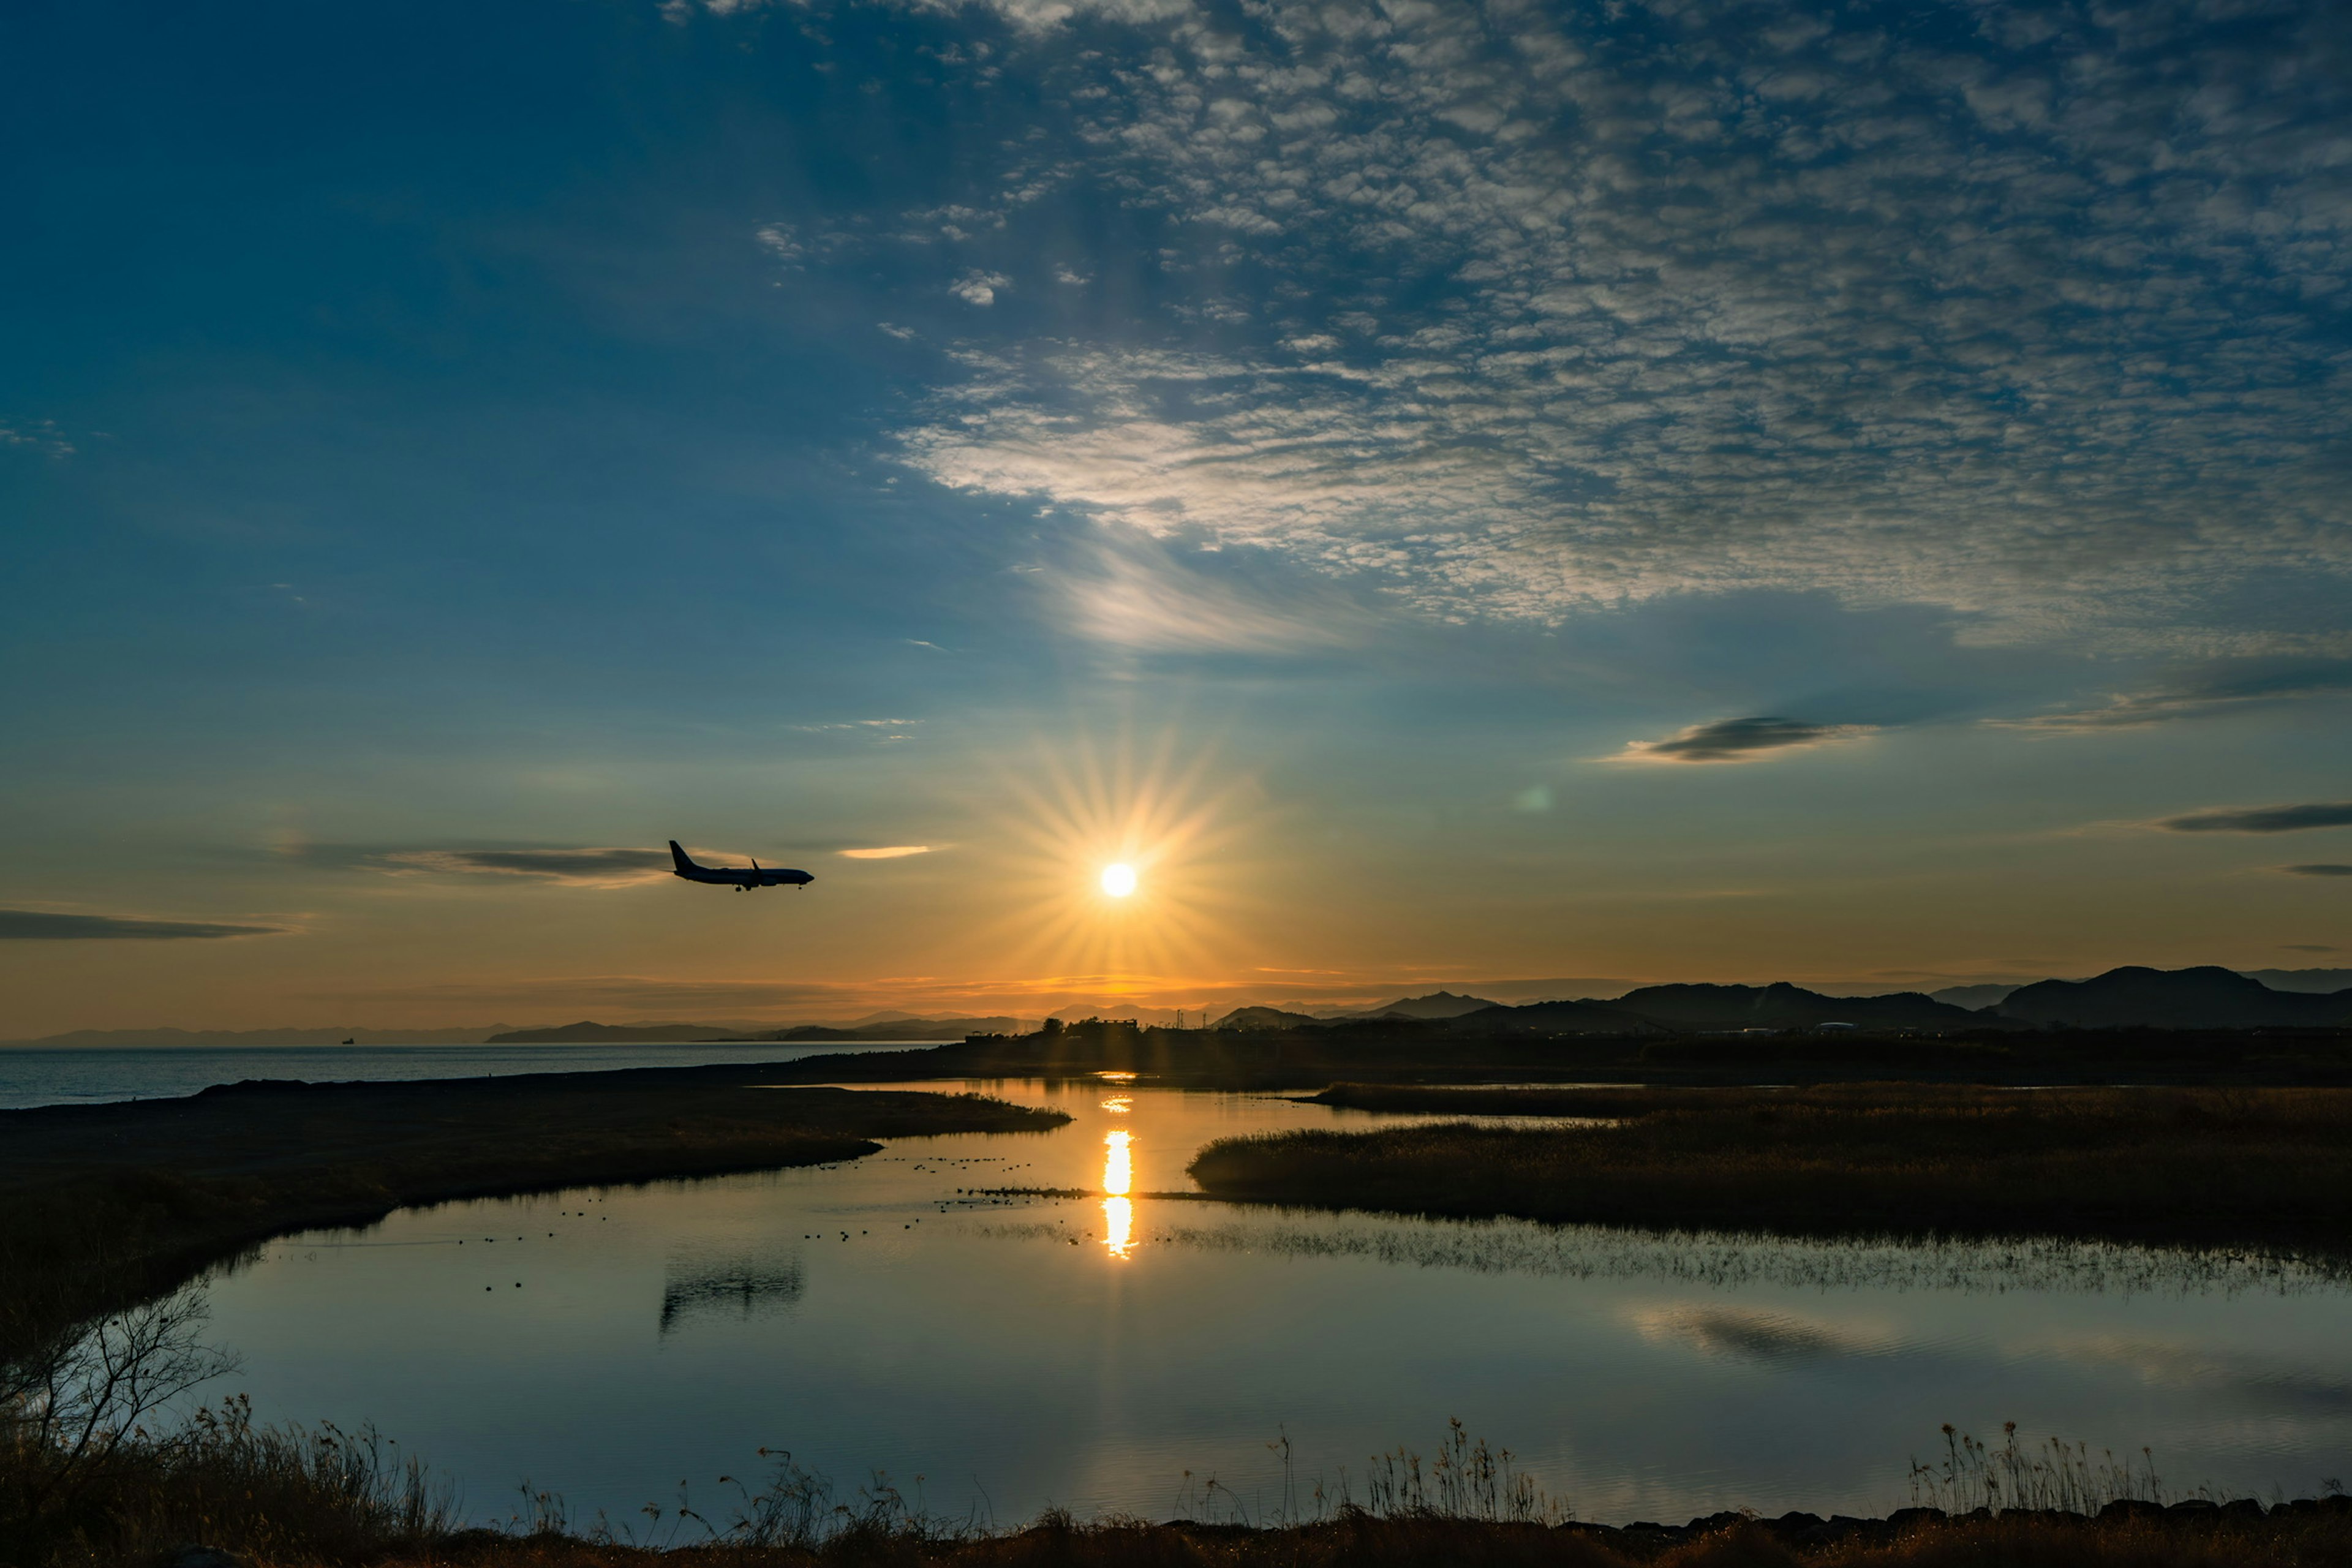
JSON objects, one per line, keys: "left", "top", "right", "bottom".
{"left": 965, "top": 726, "right": 1267, "bottom": 1011}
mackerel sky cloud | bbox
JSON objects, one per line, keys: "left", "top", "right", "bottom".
{"left": 866, "top": 0, "right": 2352, "bottom": 647}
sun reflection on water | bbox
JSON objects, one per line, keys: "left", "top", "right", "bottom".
{"left": 1102, "top": 1129, "right": 1136, "bottom": 1259}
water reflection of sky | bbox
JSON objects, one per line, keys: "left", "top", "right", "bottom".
{"left": 198, "top": 1079, "right": 2352, "bottom": 1528}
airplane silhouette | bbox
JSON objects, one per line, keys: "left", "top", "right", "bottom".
{"left": 668, "top": 840, "right": 814, "bottom": 892}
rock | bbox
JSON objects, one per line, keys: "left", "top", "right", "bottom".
{"left": 1684, "top": 1510, "right": 1751, "bottom": 1534}
{"left": 159, "top": 1550, "right": 246, "bottom": 1568}
{"left": 2220, "top": 1498, "right": 2265, "bottom": 1518}
{"left": 2168, "top": 1498, "right": 2220, "bottom": 1515}
{"left": 1887, "top": 1507, "right": 1947, "bottom": 1530}
{"left": 2099, "top": 1499, "right": 2165, "bottom": 1520}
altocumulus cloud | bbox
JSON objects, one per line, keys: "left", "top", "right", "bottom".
{"left": 1616, "top": 717, "right": 1875, "bottom": 765}
{"left": 0, "top": 910, "right": 282, "bottom": 940}
{"left": 801, "top": 0, "right": 2352, "bottom": 652}
{"left": 2157, "top": 803, "right": 2352, "bottom": 835}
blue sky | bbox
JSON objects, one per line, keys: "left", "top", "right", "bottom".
{"left": 2, "top": 0, "right": 2348, "bottom": 1033}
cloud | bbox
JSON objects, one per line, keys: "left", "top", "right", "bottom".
{"left": 1615, "top": 716, "right": 1874, "bottom": 765}
{"left": 871, "top": 0, "right": 2352, "bottom": 652}
{"left": 753, "top": 222, "right": 805, "bottom": 267}
{"left": 950, "top": 271, "right": 1009, "bottom": 306}
{"left": 2155, "top": 803, "right": 2352, "bottom": 835}
{"left": 1046, "top": 535, "right": 1368, "bottom": 655}
{"left": 380, "top": 847, "right": 675, "bottom": 884}
{"left": 839, "top": 845, "right": 932, "bottom": 859}
{"left": 2282, "top": 864, "right": 2352, "bottom": 878}
{"left": 284, "top": 843, "right": 679, "bottom": 886}
{"left": 0, "top": 420, "right": 74, "bottom": 459}
{"left": 2006, "top": 660, "right": 2352, "bottom": 732}
{"left": 0, "top": 910, "right": 282, "bottom": 940}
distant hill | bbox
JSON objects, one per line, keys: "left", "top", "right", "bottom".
{"left": 1995, "top": 967, "right": 2352, "bottom": 1029}
{"left": 1346, "top": 990, "right": 1499, "bottom": 1020}
{"left": 1604, "top": 981, "right": 1985, "bottom": 1033}
{"left": 22, "top": 1025, "right": 511, "bottom": 1047}
{"left": 1212, "top": 1006, "right": 1328, "bottom": 1030}
{"left": 2241, "top": 968, "right": 2352, "bottom": 995}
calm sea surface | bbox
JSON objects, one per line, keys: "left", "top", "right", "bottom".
{"left": 183, "top": 1077, "right": 2352, "bottom": 1531}
{"left": 0, "top": 1041, "right": 924, "bottom": 1110}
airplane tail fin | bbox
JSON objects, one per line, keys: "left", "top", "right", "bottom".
{"left": 668, "top": 840, "right": 698, "bottom": 873}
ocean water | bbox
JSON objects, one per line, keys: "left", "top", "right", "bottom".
{"left": 186, "top": 1078, "right": 2352, "bottom": 1531}
{"left": 0, "top": 1041, "right": 930, "bottom": 1110}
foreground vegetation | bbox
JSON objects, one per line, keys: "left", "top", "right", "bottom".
{"left": 1189, "top": 1085, "right": 2352, "bottom": 1251}
{"left": 8, "top": 1374, "right": 2352, "bottom": 1568}
{"left": 0, "top": 1072, "right": 1065, "bottom": 1365}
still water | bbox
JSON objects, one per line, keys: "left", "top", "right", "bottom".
{"left": 197, "top": 1079, "right": 2352, "bottom": 1529}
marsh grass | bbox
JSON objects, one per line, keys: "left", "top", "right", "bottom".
{"left": 1907, "top": 1423, "right": 2174, "bottom": 1515}
{"left": 1197, "top": 1085, "right": 2352, "bottom": 1251}
{"left": 8, "top": 1395, "right": 2352, "bottom": 1568}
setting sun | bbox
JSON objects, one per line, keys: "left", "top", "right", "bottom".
{"left": 1099, "top": 862, "right": 1137, "bottom": 898}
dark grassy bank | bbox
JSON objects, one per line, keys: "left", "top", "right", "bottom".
{"left": 1191, "top": 1085, "right": 2352, "bottom": 1252}
{"left": 395, "top": 1508, "right": 2352, "bottom": 1568}
{"left": 768, "top": 1020, "right": 2352, "bottom": 1093}
{"left": 0, "top": 1066, "right": 1064, "bottom": 1362}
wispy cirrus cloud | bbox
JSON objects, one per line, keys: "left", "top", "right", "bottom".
{"left": 2282, "top": 864, "right": 2352, "bottom": 878}
{"left": 1615, "top": 716, "right": 1875, "bottom": 765}
{"left": 0, "top": 910, "right": 282, "bottom": 940}
{"left": 1045, "top": 536, "right": 1368, "bottom": 655}
{"left": 2155, "top": 802, "right": 2352, "bottom": 835}
{"left": 839, "top": 845, "right": 933, "bottom": 859}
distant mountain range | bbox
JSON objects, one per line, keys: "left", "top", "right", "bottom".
{"left": 1213, "top": 985, "right": 1975, "bottom": 1034}
{"left": 1216, "top": 969, "right": 2352, "bottom": 1035}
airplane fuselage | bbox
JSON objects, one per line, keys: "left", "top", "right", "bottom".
{"left": 668, "top": 840, "right": 813, "bottom": 890}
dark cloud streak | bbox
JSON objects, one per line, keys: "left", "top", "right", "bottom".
{"left": 1619, "top": 717, "right": 1874, "bottom": 764}
{"left": 2157, "top": 803, "right": 2352, "bottom": 834}
{"left": 0, "top": 910, "right": 282, "bottom": 941}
